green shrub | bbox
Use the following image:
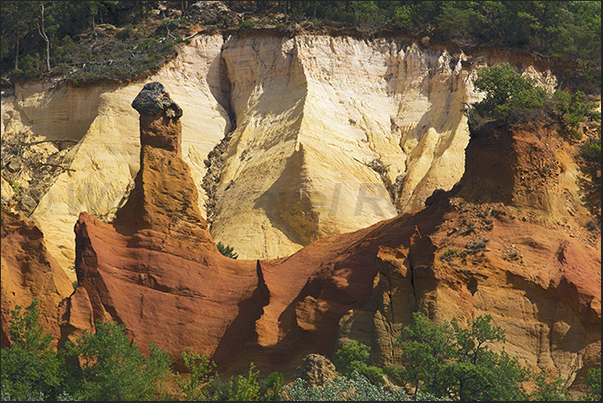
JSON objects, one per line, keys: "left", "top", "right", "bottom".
{"left": 175, "top": 349, "right": 217, "bottom": 401}
{"left": 210, "top": 362, "right": 260, "bottom": 401}
{"left": 581, "top": 368, "right": 601, "bottom": 401}
{"left": 528, "top": 371, "right": 570, "bottom": 401}
{"left": 443, "top": 248, "right": 458, "bottom": 257}
{"left": 334, "top": 340, "right": 384, "bottom": 385}
{"left": 116, "top": 25, "right": 134, "bottom": 40}
{"left": 259, "top": 371, "right": 285, "bottom": 401}
{"left": 62, "top": 320, "right": 172, "bottom": 401}
{"left": 0, "top": 300, "right": 65, "bottom": 401}
{"left": 238, "top": 20, "right": 257, "bottom": 29}
{"left": 582, "top": 136, "right": 601, "bottom": 158}
{"left": 552, "top": 90, "right": 601, "bottom": 140}
{"left": 217, "top": 241, "right": 239, "bottom": 259}
{"left": 225, "top": 362, "right": 261, "bottom": 401}
{"left": 280, "top": 371, "right": 442, "bottom": 401}
{"left": 473, "top": 63, "right": 548, "bottom": 122}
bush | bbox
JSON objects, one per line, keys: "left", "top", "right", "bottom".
{"left": 238, "top": 20, "right": 257, "bottom": 29}
{"left": 62, "top": 320, "right": 172, "bottom": 401}
{"left": 116, "top": 25, "right": 134, "bottom": 40}
{"left": 472, "top": 63, "right": 548, "bottom": 122}
{"left": 443, "top": 248, "right": 458, "bottom": 257}
{"left": 582, "top": 136, "right": 601, "bottom": 159}
{"left": 280, "top": 371, "right": 449, "bottom": 401}
{"left": 334, "top": 340, "right": 384, "bottom": 385}
{"left": 552, "top": 90, "right": 601, "bottom": 140}
{"left": 175, "top": 349, "right": 217, "bottom": 401}
{"left": 582, "top": 368, "right": 601, "bottom": 401}
{"left": 222, "top": 362, "right": 261, "bottom": 401}
{"left": 259, "top": 371, "right": 285, "bottom": 401}
{"left": 528, "top": 371, "right": 570, "bottom": 401}
{"left": 217, "top": 241, "right": 239, "bottom": 259}
{"left": 1, "top": 300, "right": 65, "bottom": 401}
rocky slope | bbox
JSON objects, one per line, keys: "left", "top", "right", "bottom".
{"left": 1, "top": 31, "right": 559, "bottom": 275}
{"left": 35, "top": 81, "right": 598, "bottom": 399}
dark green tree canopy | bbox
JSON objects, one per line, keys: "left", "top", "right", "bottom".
{"left": 1, "top": 1, "right": 600, "bottom": 91}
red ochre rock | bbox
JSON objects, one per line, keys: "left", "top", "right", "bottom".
{"left": 7, "top": 83, "right": 597, "bottom": 394}
{"left": 1, "top": 209, "right": 73, "bottom": 349}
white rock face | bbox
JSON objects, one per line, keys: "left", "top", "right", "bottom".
{"left": 2, "top": 34, "right": 229, "bottom": 278}
{"left": 1, "top": 32, "right": 558, "bottom": 272}
{"left": 212, "top": 34, "right": 556, "bottom": 260}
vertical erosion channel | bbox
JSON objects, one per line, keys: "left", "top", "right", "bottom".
{"left": 202, "top": 46, "right": 235, "bottom": 229}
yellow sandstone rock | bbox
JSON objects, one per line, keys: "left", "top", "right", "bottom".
{"left": 1, "top": 33, "right": 558, "bottom": 274}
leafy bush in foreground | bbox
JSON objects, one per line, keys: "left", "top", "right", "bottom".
{"left": 62, "top": 320, "right": 173, "bottom": 401}
{"left": 1, "top": 300, "right": 65, "bottom": 401}
{"left": 387, "top": 312, "right": 530, "bottom": 401}
{"left": 279, "top": 371, "right": 447, "bottom": 401}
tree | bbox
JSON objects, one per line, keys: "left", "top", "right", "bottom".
{"left": 1, "top": 2, "right": 37, "bottom": 71}
{"left": 472, "top": 62, "right": 547, "bottom": 121}
{"left": 0, "top": 299, "right": 65, "bottom": 401}
{"left": 334, "top": 340, "right": 384, "bottom": 385}
{"left": 36, "top": 2, "right": 51, "bottom": 72}
{"left": 62, "top": 319, "right": 172, "bottom": 401}
{"left": 388, "top": 312, "right": 530, "bottom": 401}
{"left": 387, "top": 311, "right": 457, "bottom": 397}
{"left": 444, "top": 315, "right": 529, "bottom": 401}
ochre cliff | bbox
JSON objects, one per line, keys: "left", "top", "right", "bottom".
{"left": 56, "top": 84, "right": 443, "bottom": 378}
{"left": 1, "top": 32, "right": 559, "bottom": 274}
{"left": 46, "top": 82, "right": 600, "bottom": 399}
{"left": 1, "top": 34, "right": 229, "bottom": 279}
{"left": 57, "top": 83, "right": 260, "bottom": 370}
{"left": 1, "top": 209, "right": 73, "bottom": 348}
{"left": 1, "top": 30, "right": 598, "bottom": 398}
{"left": 336, "top": 119, "right": 601, "bottom": 398}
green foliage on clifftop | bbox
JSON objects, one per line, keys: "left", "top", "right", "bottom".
{"left": 1, "top": 1, "right": 600, "bottom": 91}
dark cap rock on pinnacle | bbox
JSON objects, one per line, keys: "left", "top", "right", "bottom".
{"left": 131, "top": 82, "right": 183, "bottom": 118}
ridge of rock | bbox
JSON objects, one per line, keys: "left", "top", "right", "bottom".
{"left": 59, "top": 83, "right": 259, "bottom": 370}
